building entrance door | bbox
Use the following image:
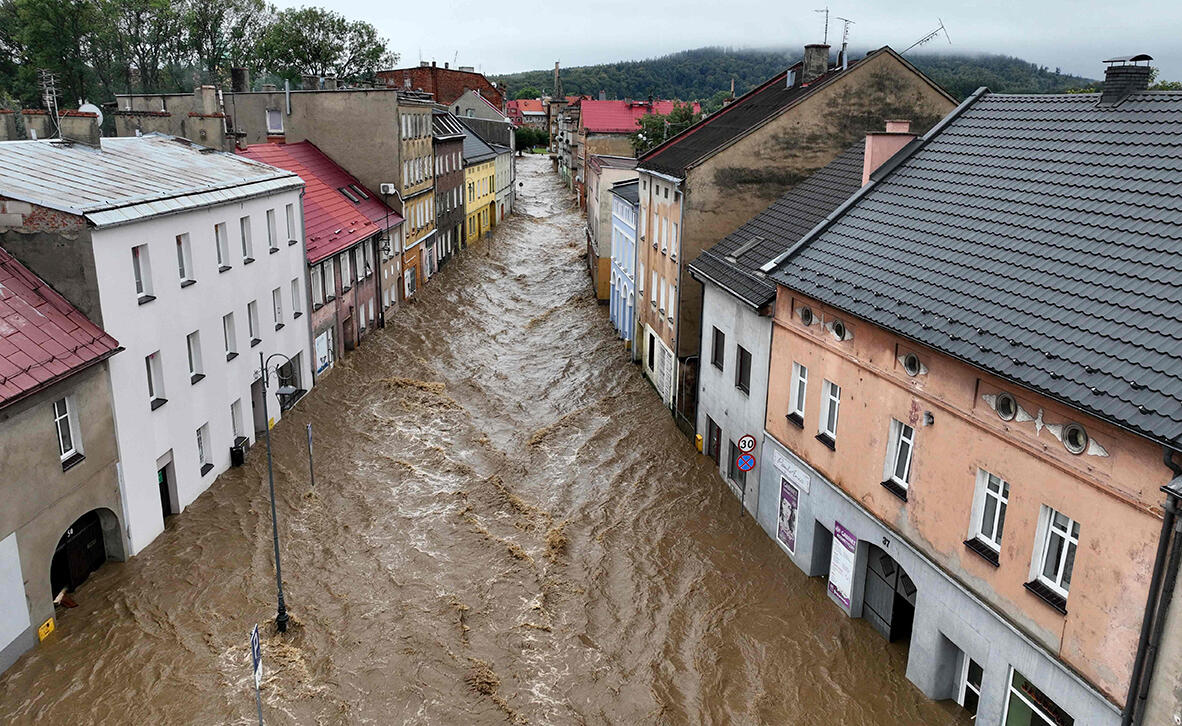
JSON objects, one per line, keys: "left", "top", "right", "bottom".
{"left": 50, "top": 511, "right": 107, "bottom": 596}
{"left": 157, "top": 460, "right": 176, "bottom": 520}
{"left": 862, "top": 544, "right": 917, "bottom": 643}
{"left": 250, "top": 376, "right": 266, "bottom": 434}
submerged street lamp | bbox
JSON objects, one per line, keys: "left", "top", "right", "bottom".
{"left": 258, "top": 351, "right": 297, "bottom": 633}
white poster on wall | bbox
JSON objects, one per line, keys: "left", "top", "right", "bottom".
{"left": 315, "top": 330, "right": 332, "bottom": 374}
{"left": 828, "top": 521, "right": 857, "bottom": 611}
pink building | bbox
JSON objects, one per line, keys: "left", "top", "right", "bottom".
{"left": 755, "top": 57, "right": 1182, "bottom": 725}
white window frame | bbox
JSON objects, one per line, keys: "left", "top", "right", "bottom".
{"left": 819, "top": 379, "right": 840, "bottom": 439}
{"left": 272, "top": 287, "right": 282, "bottom": 327}
{"left": 285, "top": 203, "right": 297, "bottom": 242}
{"left": 215, "top": 222, "right": 229, "bottom": 268}
{"left": 1032, "top": 506, "right": 1080, "bottom": 598}
{"left": 956, "top": 654, "right": 982, "bottom": 716}
{"left": 311, "top": 266, "right": 324, "bottom": 306}
{"left": 247, "top": 300, "right": 260, "bottom": 341}
{"left": 790, "top": 362, "right": 808, "bottom": 417}
{"left": 145, "top": 351, "right": 165, "bottom": 403}
{"left": 52, "top": 396, "right": 81, "bottom": 461}
{"left": 132, "top": 243, "right": 152, "bottom": 298}
{"left": 884, "top": 418, "right": 916, "bottom": 488}
{"left": 291, "top": 278, "right": 302, "bottom": 317}
{"left": 239, "top": 215, "right": 253, "bottom": 261}
{"left": 186, "top": 330, "right": 203, "bottom": 379}
{"left": 265, "top": 109, "right": 283, "bottom": 134}
{"left": 196, "top": 422, "right": 211, "bottom": 472}
{"left": 231, "top": 399, "right": 243, "bottom": 440}
{"left": 176, "top": 234, "right": 193, "bottom": 284}
{"left": 223, "top": 312, "right": 237, "bottom": 357}
{"left": 969, "top": 469, "right": 1010, "bottom": 552}
{"left": 266, "top": 209, "right": 278, "bottom": 251}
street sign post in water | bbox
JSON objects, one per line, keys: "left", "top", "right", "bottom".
{"left": 251, "top": 624, "right": 263, "bottom": 725}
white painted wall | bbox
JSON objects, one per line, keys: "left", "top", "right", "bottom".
{"left": 0, "top": 533, "right": 29, "bottom": 655}
{"left": 696, "top": 281, "right": 773, "bottom": 515}
{"left": 91, "top": 189, "right": 312, "bottom": 554}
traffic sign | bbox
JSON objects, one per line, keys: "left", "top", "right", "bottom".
{"left": 251, "top": 624, "right": 262, "bottom": 688}
{"left": 736, "top": 453, "right": 756, "bottom": 472}
{"left": 737, "top": 434, "right": 756, "bottom": 453}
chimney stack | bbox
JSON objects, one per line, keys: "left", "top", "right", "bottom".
{"left": 862, "top": 120, "right": 915, "bottom": 185}
{"left": 59, "top": 110, "right": 101, "bottom": 147}
{"left": 598, "top": 89, "right": 606, "bottom": 101}
{"left": 231, "top": 67, "right": 250, "bottom": 93}
{"left": 802, "top": 44, "right": 831, "bottom": 84}
{"left": 1099, "top": 54, "right": 1153, "bottom": 106}
{"left": 20, "top": 109, "right": 52, "bottom": 140}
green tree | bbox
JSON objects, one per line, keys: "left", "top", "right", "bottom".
{"left": 513, "top": 86, "right": 540, "bottom": 100}
{"left": 15, "top": 0, "right": 100, "bottom": 105}
{"left": 183, "top": 0, "right": 269, "bottom": 86}
{"left": 257, "top": 6, "right": 397, "bottom": 83}
{"left": 632, "top": 101, "right": 701, "bottom": 155}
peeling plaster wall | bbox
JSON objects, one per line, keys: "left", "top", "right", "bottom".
{"left": 762, "top": 285, "right": 1166, "bottom": 708}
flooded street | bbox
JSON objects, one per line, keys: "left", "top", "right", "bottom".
{"left": 0, "top": 156, "right": 968, "bottom": 725}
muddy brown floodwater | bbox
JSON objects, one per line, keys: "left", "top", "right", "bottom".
{"left": 0, "top": 156, "right": 972, "bottom": 725}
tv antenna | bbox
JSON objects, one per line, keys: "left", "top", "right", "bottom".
{"left": 814, "top": 7, "right": 829, "bottom": 45}
{"left": 38, "top": 69, "right": 61, "bottom": 138}
{"left": 902, "top": 18, "right": 951, "bottom": 55}
{"left": 835, "top": 16, "right": 855, "bottom": 68}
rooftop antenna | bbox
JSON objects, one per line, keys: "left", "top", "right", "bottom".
{"left": 38, "top": 69, "right": 61, "bottom": 138}
{"left": 814, "top": 7, "right": 830, "bottom": 45}
{"left": 835, "top": 16, "right": 855, "bottom": 69}
{"left": 902, "top": 18, "right": 951, "bottom": 55}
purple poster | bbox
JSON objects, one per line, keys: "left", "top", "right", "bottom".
{"left": 828, "top": 521, "right": 857, "bottom": 610}
{"left": 777, "top": 478, "right": 799, "bottom": 554}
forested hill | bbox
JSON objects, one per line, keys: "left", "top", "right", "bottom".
{"left": 491, "top": 47, "right": 1096, "bottom": 106}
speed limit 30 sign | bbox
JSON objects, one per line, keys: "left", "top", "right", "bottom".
{"left": 737, "top": 434, "right": 756, "bottom": 453}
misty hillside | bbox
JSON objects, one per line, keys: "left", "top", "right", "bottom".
{"left": 491, "top": 47, "right": 1097, "bottom": 104}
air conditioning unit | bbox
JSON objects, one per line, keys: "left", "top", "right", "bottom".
{"left": 379, "top": 183, "right": 397, "bottom": 196}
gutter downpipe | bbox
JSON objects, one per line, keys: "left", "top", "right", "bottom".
{"left": 1123, "top": 449, "right": 1182, "bottom": 726}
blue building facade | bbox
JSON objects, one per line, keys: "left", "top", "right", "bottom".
{"left": 608, "top": 179, "right": 639, "bottom": 348}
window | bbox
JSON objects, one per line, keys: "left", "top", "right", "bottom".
{"left": 362, "top": 243, "right": 372, "bottom": 277}
{"left": 223, "top": 312, "right": 237, "bottom": 359}
{"left": 186, "top": 331, "right": 204, "bottom": 383}
{"left": 818, "top": 379, "right": 840, "bottom": 445}
{"left": 291, "top": 278, "right": 302, "bottom": 318}
{"left": 883, "top": 419, "right": 915, "bottom": 499}
{"left": 311, "top": 264, "right": 324, "bottom": 306}
{"left": 265, "top": 109, "right": 283, "bottom": 133}
{"left": 215, "top": 222, "right": 230, "bottom": 270}
{"left": 196, "top": 423, "right": 212, "bottom": 475}
{"left": 735, "top": 345, "right": 752, "bottom": 393}
{"left": 970, "top": 470, "right": 1010, "bottom": 557}
{"left": 1062, "top": 423, "right": 1088, "bottom": 455}
{"left": 131, "top": 244, "right": 153, "bottom": 301}
{"left": 272, "top": 287, "right": 283, "bottom": 330}
{"left": 231, "top": 399, "right": 244, "bottom": 440}
{"left": 247, "top": 300, "right": 260, "bottom": 344}
{"left": 650, "top": 271, "right": 657, "bottom": 304}
{"left": 285, "top": 203, "right": 297, "bottom": 243}
{"left": 957, "top": 656, "right": 983, "bottom": 718}
{"left": 323, "top": 258, "right": 335, "bottom": 299}
{"left": 1033, "top": 507, "right": 1079, "bottom": 600}
{"left": 145, "top": 351, "right": 166, "bottom": 408}
{"left": 727, "top": 440, "right": 746, "bottom": 490}
{"left": 789, "top": 362, "right": 808, "bottom": 422}
{"left": 647, "top": 332, "right": 655, "bottom": 371}
{"left": 176, "top": 234, "right": 194, "bottom": 285}
{"left": 52, "top": 396, "right": 82, "bottom": 463}
{"left": 711, "top": 327, "right": 725, "bottom": 370}
{"left": 340, "top": 251, "right": 352, "bottom": 288}
{"left": 266, "top": 209, "right": 278, "bottom": 252}
{"left": 239, "top": 216, "right": 253, "bottom": 262}
{"left": 1004, "top": 669, "right": 1074, "bottom": 726}
{"left": 902, "top": 352, "right": 921, "bottom": 376}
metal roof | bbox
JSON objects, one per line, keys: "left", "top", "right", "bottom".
{"left": 609, "top": 178, "right": 639, "bottom": 205}
{"left": 433, "top": 110, "right": 468, "bottom": 141}
{"left": 459, "top": 122, "right": 497, "bottom": 164}
{"left": 0, "top": 134, "right": 302, "bottom": 228}
{"left": 767, "top": 89, "right": 1182, "bottom": 446}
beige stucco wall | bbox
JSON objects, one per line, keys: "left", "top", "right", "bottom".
{"left": 0, "top": 362, "right": 125, "bottom": 636}
{"left": 765, "top": 286, "right": 1166, "bottom": 706}
{"left": 635, "top": 172, "right": 683, "bottom": 353}
{"left": 669, "top": 50, "right": 956, "bottom": 360}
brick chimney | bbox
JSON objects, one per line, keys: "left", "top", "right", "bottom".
{"left": 59, "top": 110, "right": 101, "bottom": 147}
{"left": 1099, "top": 54, "right": 1153, "bottom": 106}
{"left": 802, "top": 44, "right": 831, "bottom": 84}
{"left": 862, "top": 120, "right": 915, "bottom": 185}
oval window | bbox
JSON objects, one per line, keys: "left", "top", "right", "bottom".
{"left": 995, "top": 392, "right": 1017, "bottom": 421}
{"left": 832, "top": 320, "right": 847, "bottom": 340}
{"left": 1063, "top": 423, "right": 1088, "bottom": 454}
{"left": 799, "top": 306, "right": 814, "bottom": 326}
{"left": 903, "top": 353, "right": 921, "bottom": 376}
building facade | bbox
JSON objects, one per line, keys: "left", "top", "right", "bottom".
{"left": 753, "top": 64, "right": 1182, "bottom": 725}
{"left": 0, "top": 134, "right": 313, "bottom": 555}
{"left": 399, "top": 98, "right": 436, "bottom": 295}
{"left": 433, "top": 110, "right": 468, "bottom": 263}
{"left": 462, "top": 131, "right": 497, "bottom": 245}
{"left": 608, "top": 179, "right": 639, "bottom": 350}
{"left": 379, "top": 63, "right": 504, "bottom": 109}
{"left": 585, "top": 155, "right": 638, "bottom": 302}
{"left": 451, "top": 89, "right": 511, "bottom": 122}
{"left": 0, "top": 247, "right": 122, "bottom": 675}
{"left": 492, "top": 143, "right": 514, "bottom": 224}
{"left": 635, "top": 44, "right": 956, "bottom": 426}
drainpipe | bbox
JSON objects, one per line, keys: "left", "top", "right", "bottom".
{"left": 1123, "top": 447, "right": 1182, "bottom": 726}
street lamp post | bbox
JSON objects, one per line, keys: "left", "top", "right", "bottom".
{"left": 258, "top": 351, "right": 294, "bottom": 633}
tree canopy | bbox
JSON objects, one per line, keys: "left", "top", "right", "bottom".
{"left": 513, "top": 86, "right": 541, "bottom": 100}
{"left": 632, "top": 101, "right": 702, "bottom": 155}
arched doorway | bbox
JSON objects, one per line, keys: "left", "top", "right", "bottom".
{"left": 862, "top": 544, "right": 917, "bottom": 643}
{"left": 49, "top": 509, "right": 120, "bottom": 598}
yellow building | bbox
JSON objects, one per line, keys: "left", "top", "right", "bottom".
{"left": 461, "top": 130, "right": 497, "bottom": 245}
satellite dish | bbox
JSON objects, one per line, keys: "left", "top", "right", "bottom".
{"left": 78, "top": 102, "right": 103, "bottom": 127}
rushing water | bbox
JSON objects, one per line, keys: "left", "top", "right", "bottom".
{"left": 0, "top": 156, "right": 970, "bottom": 725}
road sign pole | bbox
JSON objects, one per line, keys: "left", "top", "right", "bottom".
{"left": 255, "top": 681, "right": 264, "bottom": 726}
{"left": 251, "top": 624, "right": 263, "bottom": 725}
{"left": 306, "top": 423, "right": 315, "bottom": 489}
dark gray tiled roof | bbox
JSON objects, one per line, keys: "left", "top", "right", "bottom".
{"left": 459, "top": 120, "right": 496, "bottom": 164}
{"left": 610, "top": 178, "right": 639, "bottom": 205}
{"left": 690, "top": 143, "right": 865, "bottom": 309}
{"left": 768, "top": 90, "right": 1182, "bottom": 445}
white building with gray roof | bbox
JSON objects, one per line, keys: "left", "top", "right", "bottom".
{"left": 0, "top": 133, "right": 313, "bottom": 554}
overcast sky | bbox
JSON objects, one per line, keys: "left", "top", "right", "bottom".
{"left": 277, "top": 0, "right": 1182, "bottom": 81}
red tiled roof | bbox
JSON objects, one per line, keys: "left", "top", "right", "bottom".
{"left": 579, "top": 100, "right": 702, "bottom": 134}
{"left": 510, "top": 99, "right": 545, "bottom": 114}
{"left": 0, "top": 246, "right": 119, "bottom": 406}
{"left": 236, "top": 142, "right": 403, "bottom": 264}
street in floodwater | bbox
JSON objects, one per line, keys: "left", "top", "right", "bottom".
{"left": 0, "top": 156, "right": 970, "bottom": 725}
